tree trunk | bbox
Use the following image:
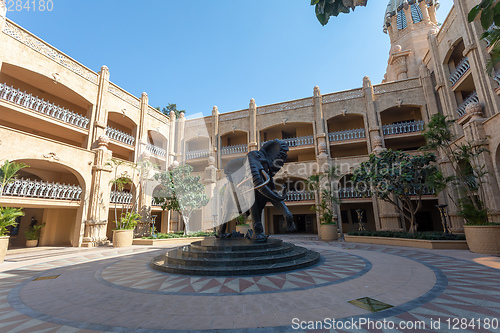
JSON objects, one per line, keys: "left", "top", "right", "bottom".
{"left": 183, "top": 216, "right": 190, "bottom": 235}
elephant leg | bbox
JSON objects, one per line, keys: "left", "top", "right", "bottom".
{"left": 250, "top": 201, "right": 268, "bottom": 242}
{"left": 272, "top": 200, "right": 296, "bottom": 232}
{"left": 217, "top": 189, "right": 236, "bottom": 238}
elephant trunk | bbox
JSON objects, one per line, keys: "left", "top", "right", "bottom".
{"left": 256, "top": 170, "right": 287, "bottom": 202}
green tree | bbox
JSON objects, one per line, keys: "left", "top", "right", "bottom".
{"left": 0, "top": 160, "right": 28, "bottom": 198}
{"left": 0, "top": 160, "right": 28, "bottom": 236}
{"left": 0, "top": 207, "right": 25, "bottom": 236}
{"left": 351, "top": 150, "right": 438, "bottom": 233}
{"left": 422, "top": 113, "right": 490, "bottom": 224}
{"left": 153, "top": 164, "right": 209, "bottom": 235}
{"left": 155, "top": 103, "right": 186, "bottom": 119}
{"left": 310, "top": 0, "right": 367, "bottom": 26}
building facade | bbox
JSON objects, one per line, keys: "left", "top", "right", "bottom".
{"left": 1, "top": 0, "right": 500, "bottom": 247}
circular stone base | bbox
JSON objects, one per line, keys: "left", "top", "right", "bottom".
{"left": 150, "top": 237, "right": 321, "bottom": 276}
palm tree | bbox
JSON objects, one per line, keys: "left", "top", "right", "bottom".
{"left": 0, "top": 160, "right": 28, "bottom": 198}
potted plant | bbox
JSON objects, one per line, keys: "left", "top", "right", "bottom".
{"left": 235, "top": 214, "right": 250, "bottom": 235}
{"left": 24, "top": 224, "right": 44, "bottom": 248}
{"left": 113, "top": 211, "right": 140, "bottom": 247}
{"left": 423, "top": 114, "right": 500, "bottom": 254}
{"left": 0, "top": 160, "right": 28, "bottom": 263}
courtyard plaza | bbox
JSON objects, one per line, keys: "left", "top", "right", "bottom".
{"left": 0, "top": 235, "right": 498, "bottom": 332}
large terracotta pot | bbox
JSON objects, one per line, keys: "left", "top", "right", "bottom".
{"left": 464, "top": 225, "right": 500, "bottom": 255}
{"left": 26, "top": 240, "right": 38, "bottom": 248}
{"left": 113, "top": 229, "right": 134, "bottom": 248}
{"left": 320, "top": 224, "right": 338, "bottom": 241}
{"left": 0, "top": 236, "right": 9, "bottom": 264}
{"left": 235, "top": 225, "right": 250, "bottom": 236}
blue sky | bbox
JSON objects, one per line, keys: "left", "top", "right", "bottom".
{"left": 7, "top": 0, "right": 452, "bottom": 117}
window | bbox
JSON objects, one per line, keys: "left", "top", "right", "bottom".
{"left": 410, "top": 4, "right": 423, "bottom": 23}
{"left": 397, "top": 9, "right": 407, "bottom": 30}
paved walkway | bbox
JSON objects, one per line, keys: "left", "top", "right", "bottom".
{"left": 0, "top": 236, "right": 499, "bottom": 332}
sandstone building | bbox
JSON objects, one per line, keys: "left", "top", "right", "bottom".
{"left": 1, "top": 0, "right": 500, "bottom": 247}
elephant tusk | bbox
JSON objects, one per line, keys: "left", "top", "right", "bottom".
{"left": 242, "top": 169, "right": 271, "bottom": 194}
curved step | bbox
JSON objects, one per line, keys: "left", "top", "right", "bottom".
{"left": 189, "top": 238, "right": 283, "bottom": 252}
{"left": 175, "top": 242, "right": 295, "bottom": 259}
{"left": 165, "top": 246, "right": 307, "bottom": 267}
{"left": 150, "top": 250, "right": 320, "bottom": 276}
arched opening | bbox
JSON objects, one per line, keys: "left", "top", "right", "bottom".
{"left": 380, "top": 105, "right": 426, "bottom": 151}
{"left": 260, "top": 123, "right": 315, "bottom": 162}
{"left": 147, "top": 130, "right": 168, "bottom": 170}
{"left": 106, "top": 112, "right": 137, "bottom": 162}
{"left": 220, "top": 131, "right": 248, "bottom": 156}
{"left": 327, "top": 114, "right": 367, "bottom": 158}
{"left": 0, "top": 64, "right": 92, "bottom": 148}
{"left": 185, "top": 137, "right": 210, "bottom": 172}
{"left": 1, "top": 159, "right": 85, "bottom": 247}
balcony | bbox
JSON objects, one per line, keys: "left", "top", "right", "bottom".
{"left": 147, "top": 143, "right": 166, "bottom": 158}
{"left": 106, "top": 127, "right": 135, "bottom": 146}
{"left": 456, "top": 91, "right": 478, "bottom": 117}
{"left": 2, "top": 178, "right": 82, "bottom": 200}
{"left": 110, "top": 191, "right": 133, "bottom": 204}
{"left": 449, "top": 57, "right": 470, "bottom": 86}
{"left": 328, "top": 128, "right": 366, "bottom": 142}
{"left": 285, "top": 191, "right": 314, "bottom": 202}
{"left": 0, "top": 82, "right": 90, "bottom": 129}
{"left": 186, "top": 149, "right": 209, "bottom": 160}
{"left": 262, "top": 135, "right": 314, "bottom": 148}
{"left": 382, "top": 120, "right": 424, "bottom": 136}
{"left": 338, "top": 187, "right": 368, "bottom": 199}
{"left": 221, "top": 144, "right": 248, "bottom": 156}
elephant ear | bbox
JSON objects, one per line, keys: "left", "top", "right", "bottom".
{"left": 260, "top": 140, "right": 289, "bottom": 166}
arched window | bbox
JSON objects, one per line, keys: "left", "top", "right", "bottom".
{"left": 397, "top": 9, "right": 407, "bottom": 30}
{"left": 410, "top": 4, "right": 423, "bottom": 23}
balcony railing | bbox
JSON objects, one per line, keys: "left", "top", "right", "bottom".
{"left": 110, "top": 191, "right": 133, "bottom": 204}
{"left": 147, "top": 143, "right": 166, "bottom": 158}
{"left": 449, "top": 57, "right": 470, "bottom": 86}
{"left": 285, "top": 191, "right": 315, "bottom": 201}
{"left": 106, "top": 127, "right": 135, "bottom": 146}
{"left": 456, "top": 91, "right": 478, "bottom": 117}
{"left": 338, "top": 187, "right": 368, "bottom": 199}
{"left": 2, "top": 178, "right": 82, "bottom": 200}
{"left": 329, "top": 128, "right": 366, "bottom": 142}
{"left": 0, "top": 82, "right": 90, "bottom": 129}
{"left": 221, "top": 144, "right": 248, "bottom": 156}
{"left": 382, "top": 120, "right": 424, "bottom": 136}
{"left": 186, "top": 149, "right": 209, "bottom": 160}
{"left": 262, "top": 135, "right": 314, "bottom": 148}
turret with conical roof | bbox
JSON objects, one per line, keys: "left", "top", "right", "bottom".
{"left": 382, "top": 0, "right": 440, "bottom": 82}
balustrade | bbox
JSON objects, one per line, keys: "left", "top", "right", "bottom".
{"left": 285, "top": 191, "right": 315, "bottom": 201}
{"left": 106, "top": 127, "right": 135, "bottom": 146}
{"left": 221, "top": 144, "right": 248, "bottom": 156}
{"left": 186, "top": 149, "right": 210, "bottom": 160}
{"left": 328, "top": 128, "right": 366, "bottom": 142}
{"left": 110, "top": 191, "right": 133, "bottom": 204}
{"left": 0, "top": 82, "right": 90, "bottom": 129}
{"left": 382, "top": 120, "right": 424, "bottom": 136}
{"left": 338, "top": 187, "right": 367, "bottom": 199}
{"left": 449, "top": 57, "right": 470, "bottom": 86}
{"left": 147, "top": 143, "right": 166, "bottom": 157}
{"left": 262, "top": 135, "right": 314, "bottom": 148}
{"left": 456, "top": 91, "right": 478, "bottom": 117}
{"left": 2, "top": 178, "right": 82, "bottom": 200}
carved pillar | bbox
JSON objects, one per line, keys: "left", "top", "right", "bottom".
{"left": 363, "top": 76, "right": 381, "bottom": 153}
{"left": 427, "top": 5, "right": 437, "bottom": 24}
{"left": 419, "top": 64, "right": 438, "bottom": 121}
{"left": 459, "top": 102, "right": 500, "bottom": 222}
{"left": 82, "top": 135, "right": 113, "bottom": 247}
{"left": 203, "top": 156, "right": 217, "bottom": 230}
{"left": 418, "top": 0, "right": 430, "bottom": 23}
{"left": 136, "top": 92, "right": 149, "bottom": 162}
{"left": 168, "top": 110, "right": 176, "bottom": 166}
{"left": 212, "top": 106, "right": 220, "bottom": 168}
{"left": 313, "top": 86, "right": 328, "bottom": 156}
{"left": 176, "top": 112, "right": 186, "bottom": 164}
{"left": 91, "top": 66, "right": 110, "bottom": 148}
{"left": 403, "top": 6, "right": 413, "bottom": 30}
{"left": 249, "top": 99, "right": 258, "bottom": 152}
{"left": 315, "top": 145, "right": 330, "bottom": 238}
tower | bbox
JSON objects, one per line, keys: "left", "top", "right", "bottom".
{"left": 383, "top": 0, "right": 440, "bottom": 82}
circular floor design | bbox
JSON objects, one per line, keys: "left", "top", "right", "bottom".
{"left": 98, "top": 248, "right": 370, "bottom": 295}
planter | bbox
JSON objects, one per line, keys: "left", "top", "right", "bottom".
{"left": 345, "top": 235, "right": 469, "bottom": 250}
{"left": 26, "top": 240, "right": 38, "bottom": 248}
{"left": 235, "top": 225, "right": 250, "bottom": 235}
{"left": 113, "top": 229, "right": 134, "bottom": 248}
{"left": 0, "top": 236, "right": 9, "bottom": 264}
{"left": 464, "top": 225, "right": 500, "bottom": 255}
{"left": 320, "top": 224, "right": 338, "bottom": 241}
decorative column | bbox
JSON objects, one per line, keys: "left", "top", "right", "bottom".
{"left": 168, "top": 110, "right": 176, "bottom": 166}
{"left": 313, "top": 86, "right": 328, "bottom": 156}
{"left": 82, "top": 135, "right": 113, "bottom": 247}
{"left": 91, "top": 66, "right": 110, "bottom": 148}
{"left": 176, "top": 112, "right": 186, "bottom": 164}
{"left": 212, "top": 106, "right": 220, "bottom": 167}
{"left": 136, "top": 92, "right": 149, "bottom": 162}
{"left": 419, "top": 64, "right": 439, "bottom": 121}
{"left": 135, "top": 149, "right": 153, "bottom": 238}
{"left": 427, "top": 4, "right": 438, "bottom": 24}
{"left": 249, "top": 99, "right": 258, "bottom": 152}
{"left": 315, "top": 143, "right": 330, "bottom": 238}
{"left": 418, "top": 0, "right": 431, "bottom": 23}
{"left": 203, "top": 156, "right": 218, "bottom": 231}
{"left": 459, "top": 102, "right": 500, "bottom": 223}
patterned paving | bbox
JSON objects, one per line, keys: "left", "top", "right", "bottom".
{"left": 0, "top": 238, "right": 498, "bottom": 332}
{"left": 99, "top": 249, "right": 370, "bottom": 295}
